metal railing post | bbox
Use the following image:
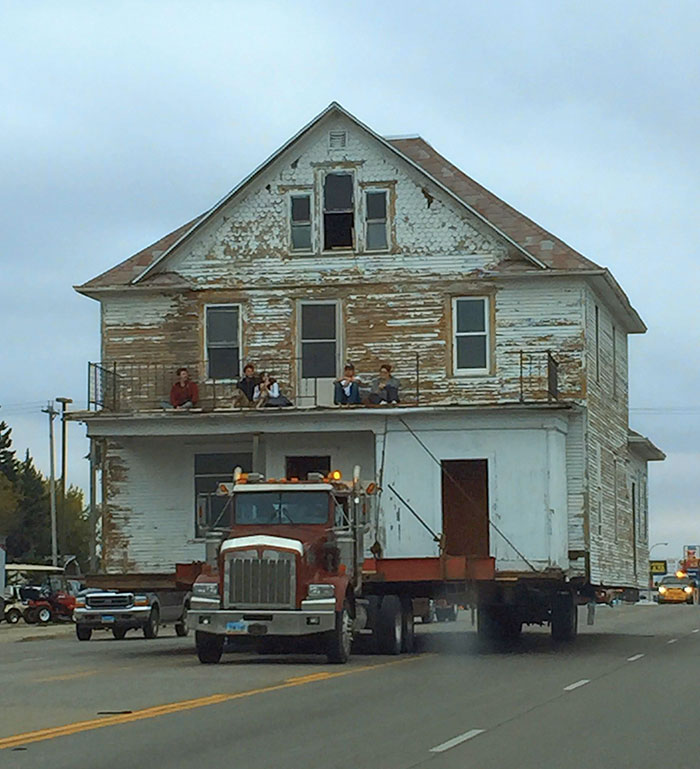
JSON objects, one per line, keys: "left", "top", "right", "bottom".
{"left": 519, "top": 351, "right": 525, "bottom": 402}
{"left": 415, "top": 351, "right": 420, "bottom": 406}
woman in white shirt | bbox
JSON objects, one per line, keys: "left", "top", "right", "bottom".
{"left": 254, "top": 372, "right": 292, "bottom": 409}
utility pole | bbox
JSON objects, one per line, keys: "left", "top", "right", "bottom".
{"left": 42, "top": 402, "right": 59, "bottom": 567}
{"left": 56, "top": 397, "right": 73, "bottom": 502}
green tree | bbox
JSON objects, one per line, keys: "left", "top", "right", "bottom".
{"left": 0, "top": 420, "right": 19, "bottom": 484}
{"left": 6, "top": 451, "right": 50, "bottom": 560}
{"left": 0, "top": 473, "right": 19, "bottom": 533}
{"left": 58, "top": 485, "right": 90, "bottom": 568}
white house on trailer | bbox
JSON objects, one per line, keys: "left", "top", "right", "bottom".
{"left": 72, "top": 102, "right": 663, "bottom": 590}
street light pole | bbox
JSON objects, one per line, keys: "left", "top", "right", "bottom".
{"left": 41, "top": 402, "right": 59, "bottom": 567}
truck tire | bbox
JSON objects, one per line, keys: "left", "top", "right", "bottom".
{"left": 375, "top": 595, "right": 403, "bottom": 655}
{"left": 6, "top": 608, "right": 22, "bottom": 625}
{"left": 143, "top": 606, "right": 160, "bottom": 639}
{"left": 401, "top": 599, "right": 415, "bottom": 653}
{"left": 326, "top": 601, "right": 353, "bottom": 664}
{"left": 37, "top": 606, "right": 53, "bottom": 625}
{"left": 175, "top": 611, "right": 189, "bottom": 637}
{"left": 551, "top": 591, "right": 578, "bottom": 642}
{"left": 76, "top": 625, "right": 92, "bottom": 641}
{"left": 196, "top": 631, "right": 224, "bottom": 664}
{"left": 112, "top": 627, "right": 128, "bottom": 640}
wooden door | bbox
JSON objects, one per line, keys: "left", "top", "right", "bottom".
{"left": 441, "top": 459, "right": 489, "bottom": 557}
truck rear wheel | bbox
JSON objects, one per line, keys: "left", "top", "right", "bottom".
{"left": 375, "top": 595, "right": 403, "bottom": 655}
{"left": 196, "top": 631, "right": 224, "bottom": 664}
{"left": 76, "top": 624, "right": 92, "bottom": 641}
{"left": 401, "top": 599, "right": 415, "bottom": 653}
{"left": 551, "top": 591, "right": 578, "bottom": 641}
{"left": 326, "top": 601, "right": 353, "bottom": 664}
{"left": 143, "top": 606, "right": 160, "bottom": 639}
{"left": 175, "top": 612, "right": 189, "bottom": 637}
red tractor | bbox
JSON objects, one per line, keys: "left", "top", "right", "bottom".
{"left": 22, "top": 579, "right": 80, "bottom": 625}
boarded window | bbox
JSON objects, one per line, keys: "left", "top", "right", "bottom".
{"left": 453, "top": 297, "right": 489, "bottom": 373}
{"left": 290, "top": 194, "right": 312, "bottom": 251}
{"left": 365, "top": 190, "right": 388, "bottom": 250}
{"left": 323, "top": 173, "right": 354, "bottom": 250}
{"left": 206, "top": 305, "right": 240, "bottom": 379}
{"left": 300, "top": 303, "right": 337, "bottom": 378}
{"left": 195, "top": 452, "right": 252, "bottom": 531}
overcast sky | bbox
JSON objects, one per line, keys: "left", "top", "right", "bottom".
{"left": 1, "top": 0, "right": 698, "bottom": 564}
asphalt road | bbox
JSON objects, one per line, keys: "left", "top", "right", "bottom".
{"left": 1, "top": 604, "right": 698, "bottom": 769}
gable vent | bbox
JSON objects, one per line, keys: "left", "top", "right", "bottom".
{"left": 329, "top": 130, "right": 347, "bottom": 149}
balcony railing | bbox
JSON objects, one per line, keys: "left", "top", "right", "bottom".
{"left": 86, "top": 350, "right": 564, "bottom": 412}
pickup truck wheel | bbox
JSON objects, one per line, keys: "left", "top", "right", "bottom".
{"left": 401, "top": 600, "right": 415, "bottom": 653}
{"left": 112, "top": 627, "right": 128, "bottom": 640}
{"left": 196, "top": 631, "right": 224, "bottom": 664}
{"left": 326, "top": 601, "right": 353, "bottom": 664}
{"left": 76, "top": 624, "right": 92, "bottom": 641}
{"left": 6, "top": 608, "right": 22, "bottom": 624}
{"left": 143, "top": 606, "right": 160, "bottom": 639}
{"left": 551, "top": 591, "right": 578, "bottom": 642}
{"left": 376, "top": 595, "right": 403, "bottom": 655}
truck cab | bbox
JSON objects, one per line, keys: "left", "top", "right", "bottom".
{"left": 189, "top": 468, "right": 377, "bottom": 664}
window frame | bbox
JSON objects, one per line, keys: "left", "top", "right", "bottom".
{"left": 297, "top": 299, "right": 341, "bottom": 380}
{"left": 322, "top": 172, "right": 355, "bottom": 252}
{"left": 204, "top": 303, "right": 242, "bottom": 382}
{"left": 289, "top": 192, "right": 313, "bottom": 253}
{"left": 452, "top": 296, "right": 491, "bottom": 376}
{"left": 364, "top": 188, "right": 390, "bottom": 252}
{"left": 194, "top": 451, "right": 252, "bottom": 534}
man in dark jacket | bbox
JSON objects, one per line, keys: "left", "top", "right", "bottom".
{"left": 232, "top": 363, "right": 261, "bottom": 407}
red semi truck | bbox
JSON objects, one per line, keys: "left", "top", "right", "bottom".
{"left": 188, "top": 465, "right": 578, "bottom": 665}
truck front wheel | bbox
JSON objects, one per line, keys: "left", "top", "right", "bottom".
{"left": 551, "top": 591, "right": 578, "bottom": 642}
{"left": 375, "top": 595, "right": 403, "bottom": 655}
{"left": 143, "top": 606, "right": 160, "bottom": 639}
{"left": 196, "top": 631, "right": 224, "bottom": 664}
{"left": 76, "top": 625, "right": 92, "bottom": 641}
{"left": 326, "top": 601, "right": 353, "bottom": 664}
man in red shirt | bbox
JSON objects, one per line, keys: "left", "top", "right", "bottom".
{"left": 168, "top": 367, "right": 199, "bottom": 409}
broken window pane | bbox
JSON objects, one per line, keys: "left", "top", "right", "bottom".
{"left": 366, "top": 191, "right": 386, "bottom": 220}
{"left": 456, "top": 336, "right": 487, "bottom": 370}
{"left": 324, "top": 174, "right": 353, "bottom": 211}
{"left": 366, "top": 221, "right": 387, "bottom": 250}
{"left": 324, "top": 212, "right": 354, "bottom": 249}
{"left": 456, "top": 299, "right": 485, "bottom": 333}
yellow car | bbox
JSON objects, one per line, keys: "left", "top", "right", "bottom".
{"left": 657, "top": 575, "right": 696, "bottom": 604}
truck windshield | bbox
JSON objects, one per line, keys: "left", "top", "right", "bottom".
{"left": 234, "top": 491, "right": 330, "bottom": 525}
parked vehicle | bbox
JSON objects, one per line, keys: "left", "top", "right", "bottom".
{"left": 24, "top": 586, "right": 77, "bottom": 625}
{"left": 657, "top": 574, "right": 696, "bottom": 605}
{"left": 3, "top": 585, "right": 25, "bottom": 624}
{"left": 434, "top": 599, "right": 458, "bottom": 622}
{"left": 73, "top": 568, "right": 196, "bottom": 641}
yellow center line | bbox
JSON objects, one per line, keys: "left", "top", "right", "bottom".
{"left": 34, "top": 670, "right": 99, "bottom": 683}
{"left": 0, "top": 655, "right": 425, "bottom": 750}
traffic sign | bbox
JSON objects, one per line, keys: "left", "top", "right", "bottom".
{"left": 649, "top": 560, "right": 667, "bottom": 575}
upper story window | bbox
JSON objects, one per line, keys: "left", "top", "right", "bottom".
{"left": 323, "top": 173, "right": 354, "bottom": 250}
{"left": 290, "top": 194, "right": 312, "bottom": 251}
{"left": 453, "top": 297, "right": 490, "bottom": 374}
{"left": 300, "top": 302, "right": 338, "bottom": 378}
{"left": 365, "top": 190, "right": 388, "bottom": 251}
{"left": 205, "top": 304, "right": 240, "bottom": 379}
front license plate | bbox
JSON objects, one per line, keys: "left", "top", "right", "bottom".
{"left": 225, "top": 620, "right": 248, "bottom": 634}
{"left": 102, "top": 615, "right": 115, "bottom": 623}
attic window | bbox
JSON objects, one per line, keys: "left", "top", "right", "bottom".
{"left": 323, "top": 173, "right": 354, "bottom": 250}
{"left": 290, "top": 194, "right": 312, "bottom": 251}
{"left": 329, "top": 130, "right": 347, "bottom": 149}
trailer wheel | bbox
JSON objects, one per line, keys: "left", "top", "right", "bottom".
{"left": 76, "top": 624, "right": 92, "bottom": 641}
{"left": 196, "top": 631, "right": 224, "bottom": 664}
{"left": 326, "top": 601, "right": 353, "bottom": 664}
{"left": 143, "top": 606, "right": 160, "bottom": 639}
{"left": 112, "top": 626, "right": 128, "bottom": 640}
{"left": 551, "top": 591, "right": 578, "bottom": 642}
{"left": 6, "top": 608, "right": 22, "bottom": 625}
{"left": 401, "top": 600, "right": 415, "bottom": 653}
{"left": 375, "top": 595, "right": 403, "bottom": 655}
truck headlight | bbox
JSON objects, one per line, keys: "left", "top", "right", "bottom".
{"left": 134, "top": 595, "right": 149, "bottom": 606}
{"left": 307, "top": 584, "right": 335, "bottom": 599}
{"left": 684, "top": 586, "right": 693, "bottom": 594}
{"left": 75, "top": 597, "right": 86, "bottom": 608}
{"left": 193, "top": 582, "right": 220, "bottom": 598}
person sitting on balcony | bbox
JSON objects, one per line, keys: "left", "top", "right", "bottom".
{"left": 232, "top": 363, "right": 261, "bottom": 408}
{"left": 334, "top": 363, "right": 362, "bottom": 405}
{"left": 369, "top": 364, "right": 400, "bottom": 404}
{"left": 253, "top": 371, "right": 292, "bottom": 409}
{"left": 165, "top": 367, "right": 199, "bottom": 410}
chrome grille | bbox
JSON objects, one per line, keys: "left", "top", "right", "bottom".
{"left": 225, "top": 550, "right": 296, "bottom": 609}
{"left": 87, "top": 594, "right": 133, "bottom": 609}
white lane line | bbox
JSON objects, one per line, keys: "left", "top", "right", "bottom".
{"left": 667, "top": 638, "right": 678, "bottom": 644}
{"left": 430, "top": 729, "right": 485, "bottom": 753}
{"left": 627, "top": 654, "right": 645, "bottom": 662}
{"left": 563, "top": 679, "right": 590, "bottom": 691}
